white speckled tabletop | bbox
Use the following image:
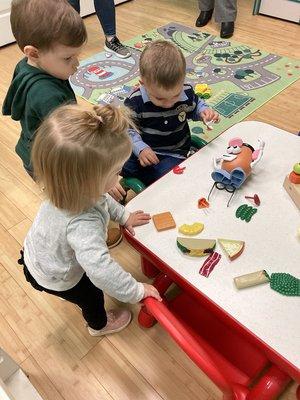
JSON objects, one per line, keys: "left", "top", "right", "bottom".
{"left": 126, "top": 121, "right": 300, "bottom": 371}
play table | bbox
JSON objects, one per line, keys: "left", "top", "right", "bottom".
{"left": 124, "top": 121, "right": 300, "bottom": 399}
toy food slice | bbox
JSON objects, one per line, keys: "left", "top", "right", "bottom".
{"left": 152, "top": 212, "right": 176, "bottom": 231}
{"left": 218, "top": 238, "right": 245, "bottom": 261}
{"left": 178, "top": 222, "right": 204, "bottom": 236}
{"left": 177, "top": 237, "right": 216, "bottom": 257}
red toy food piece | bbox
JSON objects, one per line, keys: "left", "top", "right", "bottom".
{"left": 199, "top": 252, "right": 221, "bottom": 277}
{"left": 173, "top": 166, "right": 186, "bottom": 174}
{"left": 245, "top": 194, "right": 261, "bottom": 206}
{"left": 289, "top": 171, "right": 300, "bottom": 184}
{"left": 198, "top": 197, "right": 210, "bottom": 208}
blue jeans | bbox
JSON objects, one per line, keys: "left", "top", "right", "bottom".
{"left": 121, "top": 154, "right": 183, "bottom": 186}
{"left": 68, "top": 0, "right": 116, "bottom": 36}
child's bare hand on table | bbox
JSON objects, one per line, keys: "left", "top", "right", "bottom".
{"left": 125, "top": 211, "right": 151, "bottom": 235}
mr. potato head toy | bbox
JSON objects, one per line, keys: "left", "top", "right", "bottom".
{"left": 208, "top": 137, "right": 265, "bottom": 206}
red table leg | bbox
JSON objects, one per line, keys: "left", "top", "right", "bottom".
{"left": 246, "top": 365, "right": 291, "bottom": 399}
{"left": 141, "top": 257, "right": 159, "bottom": 278}
{"left": 138, "top": 305, "right": 157, "bottom": 328}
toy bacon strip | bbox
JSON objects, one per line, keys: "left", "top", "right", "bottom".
{"left": 199, "top": 252, "right": 221, "bottom": 277}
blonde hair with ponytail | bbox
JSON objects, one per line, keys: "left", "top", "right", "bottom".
{"left": 32, "top": 103, "right": 133, "bottom": 214}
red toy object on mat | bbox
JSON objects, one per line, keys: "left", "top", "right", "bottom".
{"left": 173, "top": 165, "right": 186, "bottom": 174}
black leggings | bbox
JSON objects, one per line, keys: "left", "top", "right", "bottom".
{"left": 18, "top": 251, "right": 107, "bottom": 330}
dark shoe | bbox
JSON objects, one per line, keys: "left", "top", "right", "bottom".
{"left": 195, "top": 10, "right": 213, "bottom": 27}
{"left": 104, "top": 36, "right": 131, "bottom": 58}
{"left": 106, "top": 227, "right": 123, "bottom": 249}
{"left": 220, "top": 22, "right": 234, "bottom": 38}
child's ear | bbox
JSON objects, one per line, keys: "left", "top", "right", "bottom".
{"left": 24, "top": 45, "right": 40, "bottom": 61}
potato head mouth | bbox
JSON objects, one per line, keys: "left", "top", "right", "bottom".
{"left": 222, "top": 154, "right": 237, "bottom": 162}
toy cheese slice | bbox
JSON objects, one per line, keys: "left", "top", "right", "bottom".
{"left": 177, "top": 237, "right": 216, "bottom": 257}
{"left": 218, "top": 238, "right": 245, "bottom": 261}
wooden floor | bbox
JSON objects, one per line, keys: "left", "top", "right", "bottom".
{"left": 0, "top": 0, "right": 299, "bottom": 399}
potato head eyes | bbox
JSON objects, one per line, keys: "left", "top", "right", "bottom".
{"left": 227, "top": 145, "right": 242, "bottom": 155}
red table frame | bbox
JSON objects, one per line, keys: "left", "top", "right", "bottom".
{"left": 124, "top": 230, "right": 300, "bottom": 400}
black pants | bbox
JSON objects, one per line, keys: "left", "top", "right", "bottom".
{"left": 68, "top": 0, "right": 116, "bottom": 36}
{"left": 18, "top": 251, "right": 107, "bottom": 330}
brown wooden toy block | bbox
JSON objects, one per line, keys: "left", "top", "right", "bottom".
{"left": 152, "top": 212, "right": 176, "bottom": 231}
{"left": 283, "top": 175, "right": 300, "bottom": 210}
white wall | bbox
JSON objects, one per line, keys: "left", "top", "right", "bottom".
{"left": 259, "top": 0, "right": 299, "bottom": 23}
{"left": 0, "top": 0, "right": 14, "bottom": 47}
{"left": 0, "top": 0, "right": 130, "bottom": 47}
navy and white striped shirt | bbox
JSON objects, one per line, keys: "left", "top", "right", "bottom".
{"left": 124, "top": 84, "right": 208, "bottom": 158}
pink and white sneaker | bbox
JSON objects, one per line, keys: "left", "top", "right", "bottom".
{"left": 88, "top": 309, "right": 132, "bottom": 336}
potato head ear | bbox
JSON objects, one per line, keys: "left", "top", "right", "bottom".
{"left": 252, "top": 149, "right": 260, "bottom": 160}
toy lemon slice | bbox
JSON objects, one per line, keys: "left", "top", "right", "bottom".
{"left": 177, "top": 237, "right": 216, "bottom": 257}
{"left": 178, "top": 222, "right": 204, "bottom": 236}
{"left": 218, "top": 238, "right": 245, "bottom": 261}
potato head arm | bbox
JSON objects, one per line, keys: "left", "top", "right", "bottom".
{"left": 251, "top": 139, "right": 265, "bottom": 167}
{"left": 213, "top": 156, "right": 223, "bottom": 170}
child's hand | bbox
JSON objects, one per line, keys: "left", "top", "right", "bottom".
{"left": 200, "top": 108, "right": 220, "bottom": 127}
{"left": 139, "top": 148, "right": 159, "bottom": 167}
{"left": 108, "top": 182, "right": 127, "bottom": 202}
{"left": 142, "top": 283, "right": 162, "bottom": 301}
{"left": 125, "top": 211, "right": 151, "bottom": 235}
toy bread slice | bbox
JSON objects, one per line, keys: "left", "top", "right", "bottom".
{"left": 218, "top": 238, "right": 245, "bottom": 261}
{"left": 177, "top": 237, "right": 216, "bottom": 257}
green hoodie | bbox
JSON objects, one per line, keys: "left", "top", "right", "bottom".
{"left": 2, "top": 58, "right": 76, "bottom": 170}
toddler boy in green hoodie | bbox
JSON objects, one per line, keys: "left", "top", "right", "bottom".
{"left": 3, "top": 0, "right": 125, "bottom": 248}
{"left": 2, "top": 0, "right": 87, "bottom": 176}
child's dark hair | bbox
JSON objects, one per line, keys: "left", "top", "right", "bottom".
{"left": 139, "top": 40, "right": 186, "bottom": 89}
{"left": 11, "top": 0, "right": 87, "bottom": 51}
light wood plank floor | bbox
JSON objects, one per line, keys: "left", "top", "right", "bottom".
{"left": 0, "top": 0, "right": 299, "bottom": 399}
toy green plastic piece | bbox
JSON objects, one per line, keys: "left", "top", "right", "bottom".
{"left": 235, "top": 204, "right": 257, "bottom": 222}
{"left": 269, "top": 273, "right": 300, "bottom": 296}
{"left": 191, "top": 135, "right": 207, "bottom": 149}
{"left": 119, "top": 177, "right": 146, "bottom": 194}
{"left": 236, "top": 204, "right": 247, "bottom": 218}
